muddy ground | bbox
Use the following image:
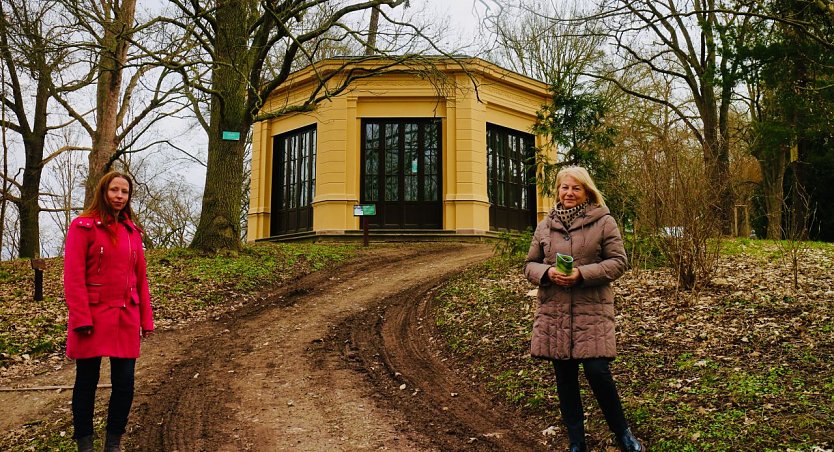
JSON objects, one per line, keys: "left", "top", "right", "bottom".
{"left": 2, "top": 243, "right": 555, "bottom": 451}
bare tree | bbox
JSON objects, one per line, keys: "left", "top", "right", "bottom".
{"left": 634, "top": 94, "right": 722, "bottom": 290}
{"left": 154, "top": 0, "right": 443, "bottom": 253}
{"left": 0, "top": 0, "right": 86, "bottom": 258}
{"left": 129, "top": 163, "right": 201, "bottom": 249}
{"left": 777, "top": 181, "right": 815, "bottom": 292}
{"left": 484, "top": 1, "right": 639, "bottom": 227}
{"left": 0, "top": 53, "right": 9, "bottom": 257}
{"left": 555, "top": 0, "right": 759, "bottom": 235}
{"left": 594, "top": 63, "right": 721, "bottom": 287}
{"left": 366, "top": 6, "right": 381, "bottom": 55}
{"left": 643, "top": 131, "right": 722, "bottom": 291}
{"left": 1, "top": 202, "right": 18, "bottom": 259}
{"left": 52, "top": 0, "right": 189, "bottom": 205}
{"left": 240, "top": 131, "right": 252, "bottom": 243}
{"left": 42, "top": 139, "right": 86, "bottom": 255}
{"left": 483, "top": 0, "right": 605, "bottom": 88}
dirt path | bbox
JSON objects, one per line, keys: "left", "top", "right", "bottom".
{"left": 3, "top": 243, "right": 552, "bottom": 451}
{"left": 332, "top": 258, "right": 551, "bottom": 451}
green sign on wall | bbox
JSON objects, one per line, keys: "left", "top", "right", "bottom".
{"left": 353, "top": 204, "right": 376, "bottom": 216}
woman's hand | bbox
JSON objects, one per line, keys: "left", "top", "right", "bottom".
{"left": 74, "top": 325, "right": 93, "bottom": 335}
{"left": 548, "top": 267, "right": 582, "bottom": 287}
{"left": 142, "top": 329, "right": 154, "bottom": 339}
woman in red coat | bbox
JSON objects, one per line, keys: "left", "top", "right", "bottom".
{"left": 64, "top": 171, "right": 154, "bottom": 452}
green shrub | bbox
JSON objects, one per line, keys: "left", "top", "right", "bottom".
{"left": 493, "top": 229, "right": 533, "bottom": 257}
{"left": 623, "top": 232, "right": 666, "bottom": 269}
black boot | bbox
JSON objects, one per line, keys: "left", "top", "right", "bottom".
{"left": 569, "top": 441, "right": 589, "bottom": 452}
{"left": 104, "top": 432, "right": 122, "bottom": 452}
{"left": 75, "top": 435, "right": 94, "bottom": 452}
{"left": 617, "top": 427, "right": 644, "bottom": 452}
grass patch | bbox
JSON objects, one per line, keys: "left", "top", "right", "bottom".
{"left": 623, "top": 233, "right": 667, "bottom": 269}
{"left": 0, "top": 242, "right": 358, "bottom": 365}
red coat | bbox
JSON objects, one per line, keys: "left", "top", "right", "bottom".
{"left": 64, "top": 215, "right": 154, "bottom": 359}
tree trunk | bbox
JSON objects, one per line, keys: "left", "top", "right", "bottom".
{"left": 0, "top": 71, "right": 8, "bottom": 256}
{"left": 717, "top": 67, "right": 735, "bottom": 236}
{"left": 0, "top": 132, "right": 6, "bottom": 256}
{"left": 17, "top": 162, "right": 42, "bottom": 258}
{"left": 788, "top": 156, "right": 811, "bottom": 240}
{"left": 84, "top": 0, "right": 137, "bottom": 206}
{"left": 695, "top": 5, "right": 735, "bottom": 236}
{"left": 759, "top": 146, "right": 787, "bottom": 240}
{"left": 189, "top": 0, "right": 252, "bottom": 253}
{"left": 13, "top": 68, "right": 50, "bottom": 259}
{"left": 0, "top": 1, "right": 47, "bottom": 258}
{"left": 700, "top": 105, "right": 733, "bottom": 235}
{"left": 190, "top": 136, "right": 247, "bottom": 252}
{"left": 365, "top": 6, "right": 380, "bottom": 55}
{"left": 17, "top": 106, "right": 48, "bottom": 257}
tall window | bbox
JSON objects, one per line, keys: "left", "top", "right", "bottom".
{"left": 362, "top": 119, "right": 441, "bottom": 229}
{"left": 271, "top": 126, "right": 316, "bottom": 235}
{"left": 487, "top": 123, "right": 536, "bottom": 231}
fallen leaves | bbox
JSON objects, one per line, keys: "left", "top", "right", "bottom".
{"left": 434, "top": 240, "right": 834, "bottom": 450}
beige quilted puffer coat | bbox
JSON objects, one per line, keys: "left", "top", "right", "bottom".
{"left": 524, "top": 204, "right": 628, "bottom": 360}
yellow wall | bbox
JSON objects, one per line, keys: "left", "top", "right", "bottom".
{"left": 248, "top": 58, "right": 554, "bottom": 241}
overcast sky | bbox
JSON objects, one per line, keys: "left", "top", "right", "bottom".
{"left": 421, "top": 0, "right": 486, "bottom": 49}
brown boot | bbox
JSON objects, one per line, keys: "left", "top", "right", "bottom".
{"left": 103, "top": 432, "right": 122, "bottom": 452}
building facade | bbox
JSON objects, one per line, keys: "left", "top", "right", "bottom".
{"left": 247, "top": 57, "right": 554, "bottom": 241}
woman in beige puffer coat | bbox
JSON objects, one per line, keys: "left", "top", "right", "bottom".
{"left": 524, "top": 166, "right": 643, "bottom": 452}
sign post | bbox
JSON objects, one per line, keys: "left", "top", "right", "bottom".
{"left": 353, "top": 204, "right": 376, "bottom": 246}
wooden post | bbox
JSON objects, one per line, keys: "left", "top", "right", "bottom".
{"left": 30, "top": 259, "right": 46, "bottom": 301}
{"left": 363, "top": 216, "right": 369, "bottom": 247}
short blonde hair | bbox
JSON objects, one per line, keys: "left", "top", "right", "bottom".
{"left": 555, "top": 166, "right": 606, "bottom": 207}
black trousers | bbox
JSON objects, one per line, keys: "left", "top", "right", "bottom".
{"left": 553, "top": 358, "right": 629, "bottom": 443}
{"left": 72, "top": 357, "right": 136, "bottom": 439}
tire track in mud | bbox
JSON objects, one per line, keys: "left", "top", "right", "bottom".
{"left": 130, "top": 243, "right": 547, "bottom": 451}
{"left": 332, "top": 267, "right": 550, "bottom": 451}
{"left": 131, "top": 246, "right": 422, "bottom": 451}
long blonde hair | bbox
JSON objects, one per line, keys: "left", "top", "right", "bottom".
{"left": 555, "top": 166, "right": 606, "bottom": 208}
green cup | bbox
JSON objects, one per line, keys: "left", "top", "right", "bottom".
{"left": 556, "top": 253, "right": 574, "bottom": 274}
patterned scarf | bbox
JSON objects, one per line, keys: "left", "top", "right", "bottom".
{"left": 554, "top": 202, "right": 588, "bottom": 229}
